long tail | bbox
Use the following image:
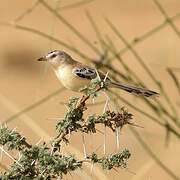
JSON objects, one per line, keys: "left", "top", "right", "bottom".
{"left": 110, "top": 82, "right": 159, "bottom": 98}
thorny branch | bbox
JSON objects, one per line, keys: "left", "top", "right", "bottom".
{"left": 0, "top": 78, "right": 132, "bottom": 179}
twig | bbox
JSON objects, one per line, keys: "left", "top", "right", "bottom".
{"left": 40, "top": 0, "right": 101, "bottom": 56}
{"left": 153, "top": 0, "right": 180, "bottom": 40}
{"left": 130, "top": 127, "right": 180, "bottom": 180}
{"left": 3, "top": 88, "right": 64, "bottom": 124}
{"left": 108, "top": 11, "right": 180, "bottom": 61}
{"left": 14, "top": 0, "right": 40, "bottom": 22}
{"left": 0, "top": 22, "right": 91, "bottom": 62}
{"left": 167, "top": 68, "right": 180, "bottom": 96}
{"left": 57, "top": 0, "right": 95, "bottom": 11}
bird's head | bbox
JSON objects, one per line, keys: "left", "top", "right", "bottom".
{"left": 37, "top": 50, "right": 72, "bottom": 67}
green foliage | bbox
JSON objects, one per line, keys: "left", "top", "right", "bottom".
{"left": 1, "top": 145, "right": 82, "bottom": 179}
{"left": 88, "top": 149, "right": 131, "bottom": 170}
{"left": 0, "top": 127, "right": 31, "bottom": 151}
{"left": 80, "top": 76, "right": 108, "bottom": 97}
{"left": 56, "top": 97, "right": 83, "bottom": 135}
{"left": 0, "top": 123, "right": 131, "bottom": 179}
{"left": 0, "top": 79, "right": 132, "bottom": 179}
{"left": 100, "top": 149, "right": 131, "bottom": 170}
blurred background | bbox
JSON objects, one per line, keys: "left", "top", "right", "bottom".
{"left": 0, "top": 0, "right": 180, "bottom": 179}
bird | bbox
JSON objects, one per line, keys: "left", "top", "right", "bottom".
{"left": 37, "top": 50, "right": 159, "bottom": 98}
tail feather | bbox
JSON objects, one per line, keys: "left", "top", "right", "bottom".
{"left": 110, "top": 82, "right": 159, "bottom": 98}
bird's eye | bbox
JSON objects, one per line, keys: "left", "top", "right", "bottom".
{"left": 51, "top": 54, "right": 57, "bottom": 58}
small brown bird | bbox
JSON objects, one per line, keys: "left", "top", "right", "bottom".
{"left": 37, "top": 50, "right": 158, "bottom": 97}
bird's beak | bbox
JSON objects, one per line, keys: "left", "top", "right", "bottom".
{"left": 37, "top": 57, "right": 47, "bottom": 61}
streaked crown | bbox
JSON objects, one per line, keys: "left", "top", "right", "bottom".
{"left": 46, "top": 50, "right": 71, "bottom": 60}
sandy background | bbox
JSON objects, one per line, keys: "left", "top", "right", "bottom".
{"left": 0, "top": 0, "right": 180, "bottom": 179}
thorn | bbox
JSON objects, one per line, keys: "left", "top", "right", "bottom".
{"left": 50, "top": 143, "right": 55, "bottom": 155}
{"left": 0, "top": 146, "right": 23, "bottom": 167}
{"left": 40, "top": 169, "right": 46, "bottom": 176}
{"left": 46, "top": 117, "right": 64, "bottom": 121}
{"left": 31, "top": 159, "right": 36, "bottom": 166}
{"left": 103, "top": 71, "right": 109, "bottom": 82}
{"left": 102, "top": 91, "right": 111, "bottom": 111}
{"left": 90, "top": 162, "right": 94, "bottom": 175}
{"left": 67, "top": 129, "right": 71, "bottom": 140}
{"left": 103, "top": 96, "right": 110, "bottom": 113}
{"left": 0, "top": 149, "right": 3, "bottom": 162}
{"left": 103, "top": 126, "right": 106, "bottom": 155}
{"left": 116, "top": 127, "right": 120, "bottom": 150}
{"left": 82, "top": 133, "right": 87, "bottom": 159}
{"left": 10, "top": 127, "right": 17, "bottom": 134}
{"left": 35, "top": 138, "right": 42, "bottom": 145}
{"left": 95, "top": 68, "right": 102, "bottom": 81}
{"left": 20, "top": 136, "right": 25, "bottom": 141}
{"left": 18, "top": 152, "right": 22, "bottom": 161}
{"left": 92, "top": 97, "right": 95, "bottom": 104}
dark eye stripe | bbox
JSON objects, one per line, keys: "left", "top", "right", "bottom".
{"left": 48, "top": 50, "right": 57, "bottom": 54}
{"left": 51, "top": 54, "right": 57, "bottom": 58}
